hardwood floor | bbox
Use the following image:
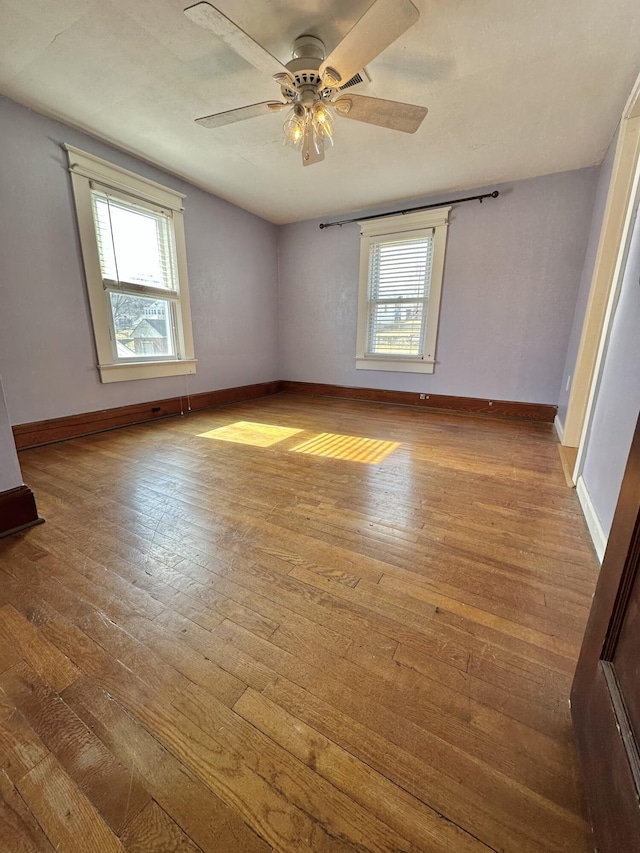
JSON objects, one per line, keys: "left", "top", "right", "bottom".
{"left": 0, "top": 394, "right": 599, "bottom": 852}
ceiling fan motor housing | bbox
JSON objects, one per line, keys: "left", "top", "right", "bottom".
{"left": 291, "top": 35, "right": 325, "bottom": 61}
{"left": 281, "top": 35, "right": 341, "bottom": 104}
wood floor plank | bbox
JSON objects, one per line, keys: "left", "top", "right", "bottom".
{"left": 63, "top": 676, "right": 270, "bottom": 853}
{"left": 13, "top": 525, "right": 172, "bottom": 618}
{"left": 0, "top": 768, "right": 54, "bottom": 852}
{"left": 0, "top": 636, "right": 21, "bottom": 675}
{"left": 148, "top": 609, "right": 279, "bottom": 693}
{"left": 410, "top": 600, "right": 579, "bottom": 678}
{"left": 0, "top": 604, "right": 79, "bottom": 692}
{"left": 2, "top": 395, "right": 598, "bottom": 853}
{"left": 213, "top": 618, "right": 581, "bottom": 812}
{"left": 184, "top": 558, "right": 400, "bottom": 660}
{"left": 17, "top": 753, "right": 123, "bottom": 852}
{"left": 217, "top": 558, "right": 448, "bottom": 656}
{"left": 261, "top": 675, "right": 590, "bottom": 853}
{"left": 395, "top": 638, "right": 575, "bottom": 740}
{"left": 107, "top": 611, "right": 247, "bottom": 707}
{"left": 121, "top": 800, "right": 203, "bottom": 852}
{"left": 234, "top": 687, "right": 493, "bottom": 853}
{"left": 1, "top": 660, "right": 151, "bottom": 834}
{"left": 40, "top": 616, "right": 379, "bottom": 852}
{"left": 376, "top": 573, "right": 583, "bottom": 657}
{"left": 213, "top": 618, "right": 589, "bottom": 849}
{"left": 0, "top": 700, "right": 49, "bottom": 783}
{"left": 173, "top": 681, "right": 415, "bottom": 853}
{"left": 0, "top": 553, "right": 194, "bottom": 698}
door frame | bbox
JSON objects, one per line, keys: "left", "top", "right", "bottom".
{"left": 574, "top": 126, "right": 640, "bottom": 489}
{"left": 563, "top": 75, "right": 640, "bottom": 458}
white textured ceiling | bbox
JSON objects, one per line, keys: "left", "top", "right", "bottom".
{"left": 1, "top": 0, "right": 638, "bottom": 223}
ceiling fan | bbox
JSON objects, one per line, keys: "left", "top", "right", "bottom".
{"left": 184, "top": 0, "right": 427, "bottom": 166}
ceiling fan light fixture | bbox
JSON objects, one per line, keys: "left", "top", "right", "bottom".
{"left": 283, "top": 109, "right": 306, "bottom": 149}
{"left": 186, "top": 0, "right": 428, "bottom": 167}
{"left": 283, "top": 102, "right": 334, "bottom": 156}
{"left": 312, "top": 102, "right": 335, "bottom": 140}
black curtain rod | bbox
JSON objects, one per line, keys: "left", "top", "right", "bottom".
{"left": 318, "top": 190, "right": 499, "bottom": 229}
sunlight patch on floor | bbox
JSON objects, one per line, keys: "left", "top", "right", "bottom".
{"left": 198, "top": 421, "right": 303, "bottom": 447}
{"left": 291, "top": 432, "right": 400, "bottom": 464}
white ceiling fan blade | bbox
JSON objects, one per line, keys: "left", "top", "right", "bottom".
{"left": 334, "top": 94, "right": 427, "bottom": 133}
{"left": 195, "top": 101, "right": 286, "bottom": 129}
{"left": 320, "top": 0, "right": 419, "bottom": 87}
{"left": 184, "top": 2, "right": 293, "bottom": 81}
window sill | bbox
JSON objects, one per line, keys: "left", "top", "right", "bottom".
{"left": 98, "top": 359, "right": 197, "bottom": 383}
{"left": 355, "top": 357, "right": 435, "bottom": 374}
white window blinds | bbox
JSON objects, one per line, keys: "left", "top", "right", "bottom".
{"left": 90, "top": 188, "right": 179, "bottom": 295}
{"left": 366, "top": 232, "right": 434, "bottom": 358}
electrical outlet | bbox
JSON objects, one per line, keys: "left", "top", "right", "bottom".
{"left": 419, "top": 393, "right": 426, "bottom": 400}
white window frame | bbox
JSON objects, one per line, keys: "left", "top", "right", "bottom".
{"left": 355, "top": 207, "right": 450, "bottom": 373}
{"left": 65, "top": 145, "right": 196, "bottom": 383}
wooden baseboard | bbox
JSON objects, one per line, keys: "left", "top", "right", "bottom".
{"left": 280, "top": 381, "right": 557, "bottom": 422}
{"left": 0, "top": 485, "right": 43, "bottom": 538}
{"left": 11, "top": 377, "right": 557, "bottom": 451}
{"left": 12, "top": 381, "right": 282, "bottom": 450}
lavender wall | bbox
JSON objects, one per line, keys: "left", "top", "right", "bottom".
{"left": 556, "top": 135, "right": 618, "bottom": 432}
{"left": 0, "top": 94, "right": 603, "bottom": 428}
{"left": 277, "top": 169, "right": 598, "bottom": 404}
{"left": 580, "top": 200, "right": 640, "bottom": 536}
{"left": 0, "top": 96, "right": 279, "bottom": 426}
{"left": 0, "top": 376, "right": 23, "bottom": 492}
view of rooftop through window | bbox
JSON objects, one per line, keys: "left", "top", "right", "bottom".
{"left": 109, "top": 294, "right": 174, "bottom": 358}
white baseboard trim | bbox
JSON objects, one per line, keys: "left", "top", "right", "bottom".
{"left": 554, "top": 414, "right": 565, "bottom": 442}
{"left": 576, "top": 475, "right": 607, "bottom": 563}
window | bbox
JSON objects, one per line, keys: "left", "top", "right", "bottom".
{"left": 66, "top": 145, "right": 196, "bottom": 383}
{"left": 356, "top": 207, "right": 450, "bottom": 373}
